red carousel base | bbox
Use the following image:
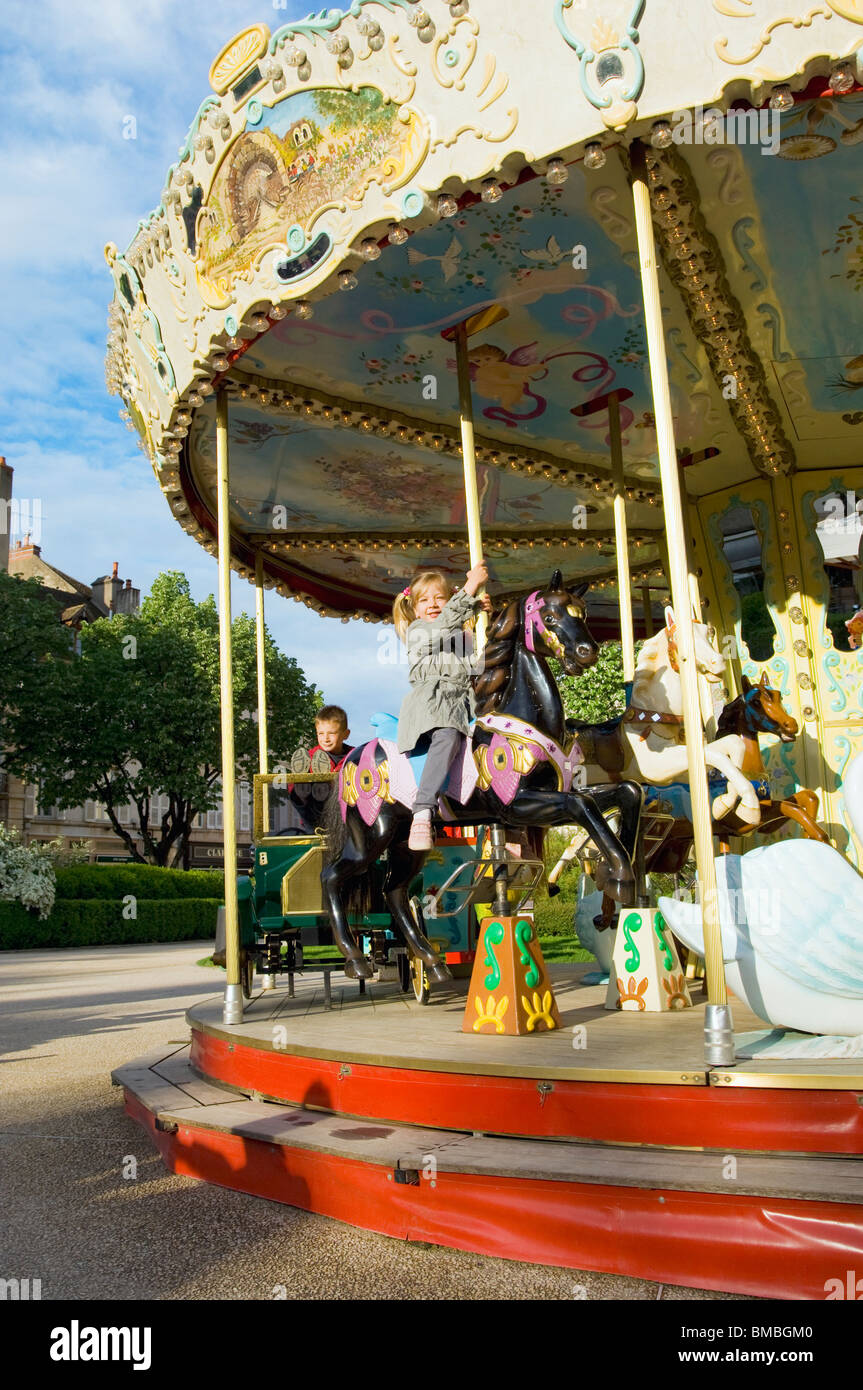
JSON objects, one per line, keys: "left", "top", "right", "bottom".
{"left": 113, "top": 966, "right": 863, "bottom": 1299}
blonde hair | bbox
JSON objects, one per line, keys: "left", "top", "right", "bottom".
{"left": 392, "top": 569, "right": 455, "bottom": 641}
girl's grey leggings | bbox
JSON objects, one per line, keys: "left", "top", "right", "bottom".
{"left": 413, "top": 728, "right": 463, "bottom": 814}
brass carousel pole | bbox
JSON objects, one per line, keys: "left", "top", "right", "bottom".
{"left": 641, "top": 584, "right": 655, "bottom": 637}
{"left": 630, "top": 145, "right": 734, "bottom": 1066}
{"left": 571, "top": 388, "right": 636, "bottom": 683}
{"left": 445, "top": 305, "right": 509, "bottom": 654}
{"left": 254, "top": 550, "right": 274, "bottom": 991}
{"left": 454, "top": 320, "right": 489, "bottom": 652}
{"left": 216, "top": 388, "right": 243, "bottom": 1025}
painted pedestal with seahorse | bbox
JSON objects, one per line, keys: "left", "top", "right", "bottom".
{"left": 463, "top": 915, "right": 561, "bottom": 1035}
{"left": 605, "top": 907, "right": 692, "bottom": 1013}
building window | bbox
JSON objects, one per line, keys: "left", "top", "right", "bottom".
{"left": 207, "top": 807, "right": 223, "bottom": 831}
{"left": 239, "top": 782, "right": 250, "bottom": 831}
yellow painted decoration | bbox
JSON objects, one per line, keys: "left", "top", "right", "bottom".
{"left": 463, "top": 916, "right": 562, "bottom": 1036}
{"left": 473, "top": 993, "right": 509, "bottom": 1033}
{"left": 521, "top": 990, "right": 557, "bottom": 1032}
{"left": 209, "top": 25, "right": 271, "bottom": 95}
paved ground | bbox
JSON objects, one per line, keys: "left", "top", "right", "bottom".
{"left": 0, "top": 943, "right": 746, "bottom": 1301}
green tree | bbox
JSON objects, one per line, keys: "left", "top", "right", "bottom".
{"left": 313, "top": 86, "right": 393, "bottom": 138}
{"left": 0, "top": 572, "right": 74, "bottom": 744}
{"left": 6, "top": 572, "right": 320, "bottom": 867}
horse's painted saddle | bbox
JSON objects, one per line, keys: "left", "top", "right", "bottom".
{"left": 338, "top": 712, "right": 584, "bottom": 825}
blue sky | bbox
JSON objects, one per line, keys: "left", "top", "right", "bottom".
{"left": 0, "top": 0, "right": 410, "bottom": 742}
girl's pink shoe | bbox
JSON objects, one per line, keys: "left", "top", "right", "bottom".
{"left": 408, "top": 811, "right": 433, "bottom": 851}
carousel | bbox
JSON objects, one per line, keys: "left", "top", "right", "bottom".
{"left": 109, "top": 1, "right": 863, "bottom": 1297}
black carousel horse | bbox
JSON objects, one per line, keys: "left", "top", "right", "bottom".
{"left": 322, "top": 572, "right": 643, "bottom": 983}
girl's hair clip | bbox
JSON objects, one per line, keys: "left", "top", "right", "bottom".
{"left": 402, "top": 586, "right": 412, "bottom": 597}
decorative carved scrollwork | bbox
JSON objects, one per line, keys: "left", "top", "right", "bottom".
{"left": 637, "top": 142, "right": 797, "bottom": 477}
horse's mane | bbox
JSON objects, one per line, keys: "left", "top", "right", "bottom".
{"left": 716, "top": 691, "right": 745, "bottom": 737}
{"left": 473, "top": 599, "right": 520, "bottom": 716}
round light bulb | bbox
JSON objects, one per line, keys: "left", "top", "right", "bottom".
{"left": 546, "top": 157, "right": 568, "bottom": 185}
{"left": 294, "top": 300, "right": 314, "bottom": 320}
{"left": 436, "top": 193, "right": 458, "bottom": 218}
{"left": 769, "top": 84, "right": 794, "bottom": 110}
{"left": 211, "top": 355, "right": 229, "bottom": 372}
{"left": 830, "top": 62, "right": 855, "bottom": 94}
{"left": 650, "top": 120, "right": 673, "bottom": 149}
{"left": 481, "top": 178, "right": 503, "bottom": 203}
{"left": 360, "top": 237, "right": 382, "bottom": 260}
{"left": 388, "top": 223, "right": 409, "bottom": 245}
{"left": 583, "top": 142, "right": 606, "bottom": 170}
{"left": 338, "top": 270, "right": 358, "bottom": 291}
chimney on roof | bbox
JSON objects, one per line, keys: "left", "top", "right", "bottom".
{"left": 0, "top": 456, "right": 12, "bottom": 573}
{"left": 112, "top": 561, "right": 119, "bottom": 578}
{"left": 114, "top": 572, "right": 140, "bottom": 616}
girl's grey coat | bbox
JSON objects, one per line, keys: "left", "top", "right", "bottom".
{"left": 397, "top": 589, "right": 481, "bottom": 754}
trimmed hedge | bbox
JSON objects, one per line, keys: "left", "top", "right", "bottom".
{"left": 534, "top": 897, "right": 579, "bottom": 938}
{"left": 0, "top": 898, "right": 221, "bottom": 950}
{"left": 53, "top": 864, "right": 225, "bottom": 901}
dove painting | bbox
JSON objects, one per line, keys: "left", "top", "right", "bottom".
{"left": 406, "top": 234, "right": 464, "bottom": 283}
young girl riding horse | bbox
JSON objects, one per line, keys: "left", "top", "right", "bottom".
{"left": 393, "top": 562, "right": 492, "bottom": 850}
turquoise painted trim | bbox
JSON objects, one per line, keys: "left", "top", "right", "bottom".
{"left": 667, "top": 327, "right": 702, "bottom": 385}
{"left": 225, "top": 313, "right": 239, "bottom": 336}
{"left": 757, "top": 303, "right": 791, "bottom": 363}
{"left": 271, "top": 1, "right": 415, "bottom": 52}
{"left": 273, "top": 232, "right": 333, "bottom": 284}
{"left": 401, "top": 187, "right": 425, "bottom": 218}
{"left": 555, "top": 0, "right": 646, "bottom": 112}
{"left": 823, "top": 653, "right": 848, "bottom": 714}
{"left": 287, "top": 224, "right": 306, "bottom": 252}
{"left": 136, "top": 307, "right": 176, "bottom": 395}
{"left": 247, "top": 98, "right": 264, "bottom": 125}
{"left": 114, "top": 255, "right": 143, "bottom": 304}
{"left": 800, "top": 487, "right": 836, "bottom": 652}
{"left": 731, "top": 217, "right": 767, "bottom": 293}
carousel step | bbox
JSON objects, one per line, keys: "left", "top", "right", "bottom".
{"left": 114, "top": 1048, "right": 863, "bottom": 1204}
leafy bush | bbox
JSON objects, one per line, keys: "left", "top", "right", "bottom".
{"left": 534, "top": 897, "right": 579, "bottom": 937}
{"left": 0, "top": 898, "right": 221, "bottom": 950}
{"left": 553, "top": 640, "right": 642, "bottom": 724}
{"left": 0, "top": 826, "right": 56, "bottom": 918}
{"left": 53, "top": 864, "right": 225, "bottom": 900}
{"left": 34, "top": 839, "right": 92, "bottom": 869}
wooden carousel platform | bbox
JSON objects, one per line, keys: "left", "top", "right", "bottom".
{"left": 114, "top": 965, "right": 863, "bottom": 1299}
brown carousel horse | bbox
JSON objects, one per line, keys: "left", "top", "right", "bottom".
{"left": 711, "top": 671, "right": 828, "bottom": 848}
{"left": 322, "top": 573, "right": 644, "bottom": 983}
{"left": 583, "top": 670, "right": 827, "bottom": 930}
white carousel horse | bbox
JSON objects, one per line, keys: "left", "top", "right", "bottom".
{"left": 658, "top": 752, "right": 863, "bottom": 1036}
{"left": 579, "top": 608, "right": 761, "bottom": 827}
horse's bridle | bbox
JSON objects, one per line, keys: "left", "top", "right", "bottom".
{"left": 524, "top": 591, "right": 565, "bottom": 659}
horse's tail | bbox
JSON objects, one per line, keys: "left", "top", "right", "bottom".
{"left": 319, "top": 775, "right": 374, "bottom": 922}
{"left": 321, "top": 783, "right": 346, "bottom": 864}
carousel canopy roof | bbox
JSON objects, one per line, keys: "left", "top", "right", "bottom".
{"left": 105, "top": 0, "right": 863, "bottom": 621}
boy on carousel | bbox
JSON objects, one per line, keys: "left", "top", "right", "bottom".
{"left": 281, "top": 705, "right": 354, "bottom": 834}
